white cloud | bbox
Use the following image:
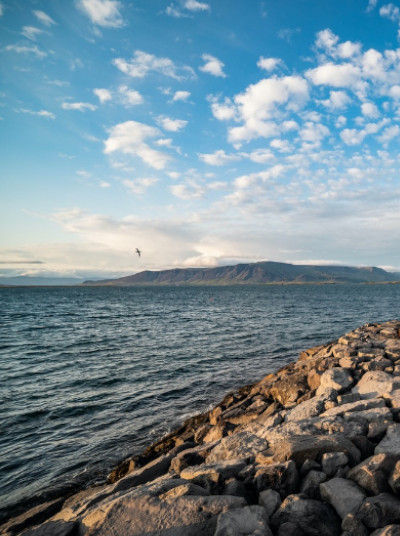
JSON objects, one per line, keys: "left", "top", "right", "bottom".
{"left": 118, "top": 85, "right": 143, "bottom": 105}
{"left": 157, "top": 116, "right": 188, "bottom": 132}
{"left": 257, "top": 57, "right": 282, "bottom": 71}
{"left": 337, "top": 41, "right": 362, "bottom": 59}
{"left": 367, "top": 0, "right": 377, "bottom": 12}
{"left": 62, "top": 101, "right": 97, "bottom": 111}
{"left": 77, "top": 0, "right": 124, "bottom": 28}
{"left": 380, "top": 3, "right": 400, "bottom": 22}
{"left": 171, "top": 181, "right": 205, "bottom": 199}
{"left": 123, "top": 177, "right": 158, "bottom": 195}
{"left": 306, "top": 62, "right": 360, "bottom": 88}
{"left": 227, "top": 75, "right": 309, "bottom": 144}
{"left": 172, "top": 90, "right": 190, "bottom": 102}
{"left": 340, "top": 119, "right": 388, "bottom": 145}
{"left": 315, "top": 28, "right": 339, "bottom": 51}
{"left": 33, "top": 10, "right": 56, "bottom": 26}
{"left": 246, "top": 148, "right": 274, "bottom": 163}
{"left": 99, "top": 181, "right": 110, "bottom": 188}
{"left": 155, "top": 138, "right": 172, "bottom": 147}
{"left": 5, "top": 44, "right": 47, "bottom": 58}
{"left": 320, "top": 90, "right": 351, "bottom": 109}
{"left": 104, "top": 120, "right": 170, "bottom": 170}
{"left": 93, "top": 88, "right": 112, "bottom": 103}
{"left": 21, "top": 26, "right": 44, "bottom": 41}
{"left": 18, "top": 108, "right": 55, "bottom": 119}
{"left": 184, "top": 0, "right": 210, "bottom": 11}
{"left": 200, "top": 54, "right": 226, "bottom": 77}
{"left": 299, "top": 121, "right": 329, "bottom": 146}
{"left": 361, "top": 101, "right": 379, "bottom": 118}
{"left": 199, "top": 149, "right": 240, "bottom": 166}
{"left": 209, "top": 96, "right": 236, "bottom": 120}
{"left": 378, "top": 124, "right": 400, "bottom": 145}
{"left": 270, "top": 138, "right": 292, "bottom": 152}
{"left": 113, "top": 50, "right": 194, "bottom": 80}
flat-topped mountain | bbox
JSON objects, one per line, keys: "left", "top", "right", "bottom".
{"left": 82, "top": 261, "right": 400, "bottom": 286}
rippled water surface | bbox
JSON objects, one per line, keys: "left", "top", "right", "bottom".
{"left": 1, "top": 284, "right": 400, "bottom": 519}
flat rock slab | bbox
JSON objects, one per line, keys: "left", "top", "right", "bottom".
{"left": 352, "top": 371, "right": 399, "bottom": 399}
{"left": 20, "top": 521, "right": 78, "bottom": 536}
{"left": 269, "top": 434, "right": 360, "bottom": 465}
{"left": 207, "top": 432, "right": 269, "bottom": 464}
{"left": 81, "top": 493, "right": 247, "bottom": 536}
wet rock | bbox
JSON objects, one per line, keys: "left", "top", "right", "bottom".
{"left": 255, "top": 460, "right": 298, "bottom": 497}
{"left": 271, "top": 494, "right": 341, "bottom": 536}
{"left": 214, "top": 505, "right": 272, "bottom": 536}
{"left": 358, "top": 493, "right": 400, "bottom": 530}
{"left": 300, "top": 470, "right": 327, "bottom": 499}
{"left": 321, "top": 452, "right": 349, "bottom": 477}
{"left": 320, "top": 477, "right": 365, "bottom": 518}
{"left": 20, "top": 521, "right": 78, "bottom": 536}
{"left": 258, "top": 489, "right": 281, "bottom": 518}
{"left": 347, "top": 453, "right": 396, "bottom": 495}
{"left": 316, "top": 368, "right": 353, "bottom": 395}
{"left": 1, "top": 497, "right": 66, "bottom": 535}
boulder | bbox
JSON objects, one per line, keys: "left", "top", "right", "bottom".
{"left": 321, "top": 452, "right": 348, "bottom": 477}
{"left": 316, "top": 368, "right": 353, "bottom": 395}
{"left": 214, "top": 505, "right": 272, "bottom": 536}
{"left": 277, "top": 521, "right": 305, "bottom": 535}
{"left": 376, "top": 424, "right": 400, "bottom": 457}
{"left": 357, "top": 493, "right": 400, "bottom": 530}
{"left": 180, "top": 459, "right": 247, "bottom": 485}
{"left": 254, "top": 460, "right": 298, "bottom": 497}
{"left": 319, "top": 477, "right": 365, "bottom": 518}
{"left": 347, "top": 454, "right": 396, "bottom": 495}
{"left": 352, "top": 371, "right": 398, "bottom": 399}
{"left": 321, "top": 397, "right": 385, "bottom": 418}
{"left": 286, "top": 395, "right": 329, "bottom": 422}
{"left": 271, "top": 494, "right": 341, "bottom": 536}
{"left": 269, "top": 433, "right": 360, "bottom": 465}
{"left": 258, "top": 489, "right": 281, "bottom": 518}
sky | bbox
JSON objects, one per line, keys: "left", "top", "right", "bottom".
{"left": 1, "top": 0, "right": 400, "bottom": 279}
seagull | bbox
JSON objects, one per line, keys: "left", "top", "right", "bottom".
{"left": 135, "top": 248, "right": 141, "bottom": 257}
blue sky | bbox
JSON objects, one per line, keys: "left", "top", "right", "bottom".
{"left": 1, "top": 0, "right": 400, "bottom": 278}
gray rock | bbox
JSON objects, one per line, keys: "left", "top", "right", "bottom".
{"left": 300, "top": 459, "right": 321, "bottom": 476}
{"left": 214, "top": 505, "right": 272, "bottom": 536}
{"left": 358, "top": 493, "right": 400, "bottom": 530}
{"left": 269, "top": 433, "right": 360, "bottom": 465}
{"left": 389, "top": 460, "right": 400, "bottom": 495}
{"left": 320, "top": 477, "right": 365, "bottom": 518}
{"left": 352, "top": 371, "right": 398, "bottom": 399}
{"left": 258, "top": 489, "right": 281, "bottom": 518}
{"left": 271, "top": 494, "right": 341, "bottom": 536}
{"left": 286, "top": 393, "right": 334, "bottom": 422}
{"left": 277, "top": 521, "right": 305, "bottom": 535}
{"left": 371, "top": 526, "right": 400, "bottom": 536}
{"left": 321, "top": 452, "right": 349, "bottom": 477}
{"left": 223, "top": 478, "right": 247, "bottom": 498}
{"left": 321, "top": 397, "right": 385, "bottom": 418}
{"left": 376, "top": 424, "right": 400, "bottom": 457}
{"left": 347, "top": 453, "right": 396, "bottom": 495}
{"left": 300, "top": 470, "right": 327, "bottom": 499}
{"left": 316, "top": 368, "right": 353, "bottom": 395}
{"left": 207, "top": 432, "right": 269, "bottom": 463}
{"left": 255, "top": 460, "right": 298, "bottom": 497}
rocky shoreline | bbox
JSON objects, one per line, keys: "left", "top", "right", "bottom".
{"left": 2, "top": 320, "right": 400, "bottom": 536}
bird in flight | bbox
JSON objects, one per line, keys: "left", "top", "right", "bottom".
{"left": 135, "top": 248, "right": 141, "bottom": 257}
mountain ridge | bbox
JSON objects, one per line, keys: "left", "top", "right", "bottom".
{"left": 82, "top": 261, "right": 400, "bottom": 286}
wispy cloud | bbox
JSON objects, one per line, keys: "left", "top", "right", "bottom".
{"left": 17, "top": 108, "right": 56, "bottom": 119}
{"left": 157, "top": 115, "right": 188, "bottom": 132}
{"left": 62, "top": 101, "right": 97, "bottom": 111}
{"left": 5, "top": 44, "right": 47, "bottom": 58}
{"left": 33, "top": 10, "right": 56, "bottom": 26}
{"left": 21, "top": 26, "right": 44, "bottom": 41}
{"left": 113, "top": 50, "right": 195, "bottom": 80}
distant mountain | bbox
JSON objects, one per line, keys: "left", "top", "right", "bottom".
{"left": 82, "top": 261, "right": 400, "bottom": 286}
{"left": 0, "top": 276, "right": 84, "bottom": 286}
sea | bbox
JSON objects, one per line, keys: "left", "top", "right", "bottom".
{"left": 1, "top": 284, "right": 400, "bottom": 520}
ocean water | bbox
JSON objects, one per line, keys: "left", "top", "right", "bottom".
{"left": 1, "top": 284, "right": 400, "bottom": 519}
